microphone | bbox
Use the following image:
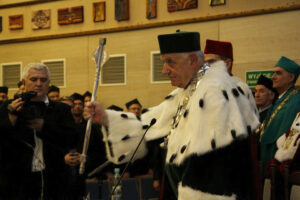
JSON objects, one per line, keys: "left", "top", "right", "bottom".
{"left": 150, "top": 118, "right": 157, "bottom": 126}
{"left": 87, "top": 160, "right": 111, "bottom": 178}
{"left": 109, "top": 118, "right": 156, "bottom": 198}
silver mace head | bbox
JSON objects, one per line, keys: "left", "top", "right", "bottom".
{"left": 198, "top": 63, "right": 210, "bottom": 77}
{"left": 202, "top": 63, "right": 210, "bottom": 71}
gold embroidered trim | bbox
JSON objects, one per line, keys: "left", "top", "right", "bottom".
{"left": 258, "top": 89, "right": 298, "bottom": 140}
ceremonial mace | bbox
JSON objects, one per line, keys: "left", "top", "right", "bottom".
{"left": 79, "top": 38, "right": 107, "bottom": 175}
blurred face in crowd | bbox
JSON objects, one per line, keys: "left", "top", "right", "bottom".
{"left": 48, "top": 91, "right": 60, "bottom": 101}
{"left": 60, "top": 98, "right": 74, "bottom": 107}
{"left": 0, "top": 92, "right": 8, "bottom": 102}
{"left": 84, "top": 96, "right": 91, "bottom": 106}
{"left": 204, "top": 53, "right": 232, "bottom": 74}
{"left": 161, "top": 52, "right": 201, "bottom": 88}
{"left": 18, "top": 84, "right": 25, "bottom": 93}
{"left": 72, "top": 99, "right": 84, "bottom": 116}
{"left": 128, "top": 104, "right": 142, "bottom": 116}
{"left": 204, "top": 54, "right": 221, "bottom": 65}
{"left": 272, "top": 67, "right": 295, "bottom": 95}
{"left": 255, "top": 85, "right": 275, "bottom": 109}
{"left": 24, "top": 68, "right": 50, "bottom": 101}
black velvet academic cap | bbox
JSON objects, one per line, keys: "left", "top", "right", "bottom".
{"left": 158, "top": 30, "right": 200, "bottom": 54}
{"left": 83, "top": 91, "right": 92, "bottom": 98}
{"left": 0, "top": 86, "right": 8, "bottom": 94}
{"left": 256, "top": 75, "right": 276, "bottom": 93}
{"left": 17, "top": 81, "right": 23, "bottom": 88}
{"left": 71, "top": 93, "right": 84, "bottom": 102}
{"left": 125, "top": 98, "right": 141, "bottom": 109}
{"left": 107, "top": 105, "right": 123, "bottom": 111}
{"left": 48, "top": 85, "right": 60, "bottom": 94}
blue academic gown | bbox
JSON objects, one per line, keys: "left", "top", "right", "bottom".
{"left": 260, "top": 87, "right": 300, "bottom": 166}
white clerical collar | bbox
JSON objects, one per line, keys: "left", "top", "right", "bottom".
{"left": 35, "top": 95, "right": 49, "bottom": 105}
{"left": 259, "top": 104, "right": 272, "bottom": 113}
{"left": 44, "top": 96, "right": 49, "bottom": 106}
{"left": 278, "top": 90, "right": 288, "bottom": 99}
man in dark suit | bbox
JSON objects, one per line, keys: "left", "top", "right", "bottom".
{"left": 0, "top": 63, "right": 76, "bottom": 199}
{"left": 255, "top": 75, "right": 277, "bottom": 122}
{"left": 63, "top": 93, "right": 107, "bottom": 199}
{"left": 0, "top": 86, "right": 8, "bottom": 105}
{"left": 47, "top": 85, "right": 60, "bottom": 101}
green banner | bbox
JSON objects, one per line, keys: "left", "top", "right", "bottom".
{"left": 246, "top": 70, "right": 273, "bottom": 87}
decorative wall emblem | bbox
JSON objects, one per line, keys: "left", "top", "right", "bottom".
{"left": 9, "top": 15, "right": 23, "bottom": 30}
{"left": 167, "top": 0, "right": 197, "bottom": 12}
{"left": 93, "top": 2, "right": 106, "bottom": 22}
{"left": 146, "top": 0, "right": 157, "bottom": 19}
{"left": 209, "top": 0, "right": 226, "bottom": 6}
{"left": 58, "top": 6, "right": 84, "bottom": 25}
{"left": 32, "top": 10, "right": 50, "bottom": 30}
{"left": 115, "top": 0, "right": 129, "bottom": 21}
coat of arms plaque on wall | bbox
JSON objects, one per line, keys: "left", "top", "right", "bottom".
{"left": 32, "top": 10, "right": 51, "bottom": 30}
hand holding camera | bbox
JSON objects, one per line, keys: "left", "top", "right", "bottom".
{"left": 8, "top": 91, "right": 46, "bottom": 130}
{"left": 8, "top": 91, "right": 38, "bottom": 114}
{"left": 7, "top": 97, "right": 25, "bottom": 126}
{"left": 8, "top": 97, "right": 24, "bottom": 113}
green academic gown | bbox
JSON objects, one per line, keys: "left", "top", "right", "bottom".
{"left": 260, "top": 87, "right": 300, "bottom": 166}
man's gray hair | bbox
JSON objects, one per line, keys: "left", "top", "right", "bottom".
{"left": 22, "top": 63, "right": 50, "bottom": 79}
{"left": 179, "top": 50, "right": 204, "bottom": 60}
{"left": 196, "top": 50, "right": 204, "bottom": 60}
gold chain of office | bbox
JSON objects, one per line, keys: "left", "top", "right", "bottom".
{"left": 171, "top": 68, "right": 206, "bottom": 129}
{"left": 258, "top": 89, "right": 298, "bottom": 140}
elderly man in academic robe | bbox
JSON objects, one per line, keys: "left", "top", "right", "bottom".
{"left": 84, "top": 31, "right": 259, "bottom": 200}
{"left": 259, "top": 56, "right": 300, "bottom": 166}
{"left": 255, "top": 75, "right": 277, "bottom": 122}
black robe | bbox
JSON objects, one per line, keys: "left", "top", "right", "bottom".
{"left": 259, "top": 105, "right": 272, "bottom": 123}
{"left": 66, "top": 120, "right": 107, "bottom": 198}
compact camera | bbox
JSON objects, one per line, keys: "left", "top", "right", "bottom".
{"left": 13, "top": 91, "right": 46, "bottom": 120}
{"left": 14, "top": 91, "right": 37, "bottom": 102}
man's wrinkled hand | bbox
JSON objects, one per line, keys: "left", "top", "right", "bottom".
{"left": 64, "top": 152, "right": 81, "bottom": 167}
{"left": 153, "top": 180, "right": 160, "bottom": 191}
{"left": 83, "top": 101, "right": 108, "bottom": 126}
{"left": 8, "top": 98, "right": 24, "bottom": 113}
{"left": 7, "top": 98, "right": 24, "bottom": 126}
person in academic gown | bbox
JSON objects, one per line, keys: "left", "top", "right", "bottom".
{"left": 255, "top": 75, "right": 277, "bottom": 122}
{"left": 84, "top": 31, "right": 260, "bottom": 200}
{"left": 260, "top": 56, "right": 300, "bottom": 166}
